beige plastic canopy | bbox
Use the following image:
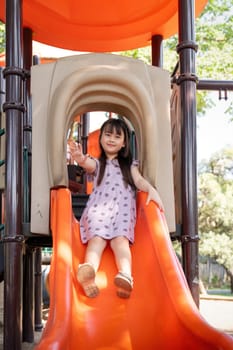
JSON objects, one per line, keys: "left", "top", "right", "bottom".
{"left": 31, "top": 53, "right": 175, "bottom": 234}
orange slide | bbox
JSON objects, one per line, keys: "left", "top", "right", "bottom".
{"left": 35, "top": 188, "right": 233, "bottom": 350}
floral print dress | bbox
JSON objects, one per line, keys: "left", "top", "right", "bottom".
{"left": 80, "top": 158, "right": 138, "bottom": 244}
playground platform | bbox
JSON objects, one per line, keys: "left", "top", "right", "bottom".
{"left": 0, "top": 282, "right": 232, "bottom": 349}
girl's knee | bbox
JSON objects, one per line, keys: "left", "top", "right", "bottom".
{"left": 89, "top": 236, "right": 107, "bottom": 248}
{"left": 110, "top": 236, "right": 129, "bottom": 249}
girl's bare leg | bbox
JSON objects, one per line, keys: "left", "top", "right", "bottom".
{"left": 110, "top": 236, "right": 133, "bottom": 298}
{"left": 110, "top": 236, "right": 132, "bottom": 275}
{"left": 84, "top": 236, "right": 107, "bottom": 271}
{"left": 77, "top": 236, "right": 107, "bottom": 297}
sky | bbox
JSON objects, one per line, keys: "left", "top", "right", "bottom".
{"left": 89, "top": 93, "right": 233, "bottom": 165}
{"left": 88, "top": 95, "right": 233, "bottom": 165}
{"left": 197, "top": 92, "right": 233, "bottom": 162}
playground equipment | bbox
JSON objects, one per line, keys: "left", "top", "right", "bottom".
{"left": 35, "top": 188, "right": 233, "bottom": 350}
{"left": 30, "top": 53, "right": 175, "bottom": 235}
{"left": 1, "top": 0, "right": 233, "bottom": 349}
{"left": 29, "top": 53, "right": 233, "bottom": 349}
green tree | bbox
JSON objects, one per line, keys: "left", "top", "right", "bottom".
{"left": 163, "top": 0, "right": 233, "bottom": 75}
{"left": 198, "top": 147, "right": 233, "bottom": 292}
{"left": 115, "top": 46, "right": 151, "bottom": 65}
{"left": 118, "top": 1, "right": 233, "bottom": 116}
{"left": 0, "top": 21, "right": 5, "bottom": 53}
{"left": 163, "top": 0, "right": 233, "bottom": 116}
{"left": 196, "top": 0, "right": 233, "bottom": 81}
{"left": 195, "top": 0, "right": 233, "bottom": 118}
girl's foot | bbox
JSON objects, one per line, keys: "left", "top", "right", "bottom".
{"left": 114, "top": 272, "right": 133, "bottom": 298}
{"left": 77, "top": 263, "right": 99, "bottom": 298}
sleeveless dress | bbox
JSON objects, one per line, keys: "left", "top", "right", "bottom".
{"left": 80, "top": 158, "right": 138, "bottom": 244}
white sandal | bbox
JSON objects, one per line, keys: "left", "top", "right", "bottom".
{"left": 114, "top": 272, "right": 133, "bottom": 298}
{"left": 77, "top": 263, "right": 99, "bottom": 298}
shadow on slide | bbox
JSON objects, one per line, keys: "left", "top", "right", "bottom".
{"left": 35, "top": 188, "right": 233, "bottom": 350}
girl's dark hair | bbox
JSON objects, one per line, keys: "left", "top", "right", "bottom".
{"left": 97, "top": 118, "right": 135, "bottom": 188}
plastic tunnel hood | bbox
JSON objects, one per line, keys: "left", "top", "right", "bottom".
{"left": 0, "top": 0, "right": 208, "bottom": 52}
{"left": 30, "top": 54, "right": 175, "bottom": 235}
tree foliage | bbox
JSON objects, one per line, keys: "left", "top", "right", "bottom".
{"left": 117, "top": 47, "right": 151, "bottom": 65}
{"left": 198, "top": 147, "right": 233, "bottom": 290}
{"left": 118, "top": 1, "right": 233, "bottom": 116}
{"left": 162, "top": 0, "right": 233, "bottom": 80}
{"left": 196, "top": 0, "right": 233, "bottom": 80}
{"left": 0, "top": 22, "right": 5, "bottom": 53}
{"left": 195, "top": 0, "right": 233, "bottom": 117}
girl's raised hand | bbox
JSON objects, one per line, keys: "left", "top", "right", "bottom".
{"left": 67, "top": 140, "right": 84, "bottom": 163}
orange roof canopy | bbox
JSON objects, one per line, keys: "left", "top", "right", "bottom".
{"left": 0, "top": 0, "right": 208, "bottom": 52}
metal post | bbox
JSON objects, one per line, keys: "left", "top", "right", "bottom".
{"left": 0, "top": 68, "right": 5, "bottom": 283}
{"left": 177, "top": 0, "right": 199, "bottom": 306}
{"left": 151, "top": 34, "right": 163, "bottom": 67}
{"left": 81, "top": 113, "right": 90, "bottom": 191}
{"left": 81, "top": 113, "right": 90, "bottom": 154}
{"left": 22, "top": 26, "right": 34, "bottom": 343}
{"left": 3, "top": 0, "right": 25, "bottom": 348}
{"left": 32, "top": 54, "right": 43, "bottom": 333}
{"left": 34, "top": 247, "right": 43, "bottom": 331}
{"left": 23, "top": 246, "right": 34, "bottom": 342}
{"left": 197, "top": 80, "right": 233, "bottom": 91}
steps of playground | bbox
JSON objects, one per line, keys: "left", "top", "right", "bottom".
{"left": 71, "top": 193, "right": 89, "bottom": 220}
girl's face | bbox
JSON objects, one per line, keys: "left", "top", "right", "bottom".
{"left": 100, "top": 127, "right": 125, "bottom": 159}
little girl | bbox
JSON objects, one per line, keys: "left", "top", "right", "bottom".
{"left": 68, "top": 118, "right": 163, "bottom": 298}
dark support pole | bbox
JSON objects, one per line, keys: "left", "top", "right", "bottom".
{"left": 81, "top": 113, "right": 90, "bottom": 190}
{"left": 23, "top": 246, "right": 34, "bottom": 342}
{"left": 34, "top": 248, "right": 43, "bottom": 331}
{"left": 0, "top": 69, "right": 5, "bottom": 283}
{"left": 197, "top": 80, "right": 233, "bottom": 91}
{"left": 22, "top": 26, "right": 34, "bottom": 343}
{"left": 177, "top": 0, "right": 199, "bottom": 306}
{"left": 23, "top": 27, "right": 32, "bottom": 163}
{"left": 3, "top": 0, "right": 25, "bottom": 348}
{"left": 81, "top": 113, "right": 90, "bottom": 155}
{"left": 32, "top": 54, "right": 43, "bottom": 332}
{"left": 151, "top": 34, "right": 163, "bottom": 67}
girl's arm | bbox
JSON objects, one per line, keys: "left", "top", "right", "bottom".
{"left": 131, "top": 165, "right": 164, "bottom": 211}
{"left": 67, "top": 140, "right": 97, "bottom": 173}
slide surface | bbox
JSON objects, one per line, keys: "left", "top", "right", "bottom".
{"left": 35, "top": 188, "right": 233, "bottom": 350}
